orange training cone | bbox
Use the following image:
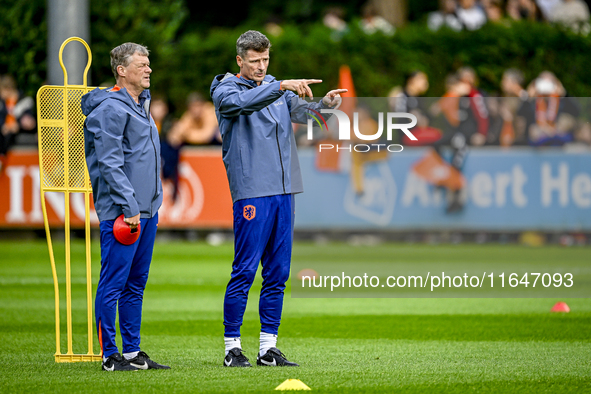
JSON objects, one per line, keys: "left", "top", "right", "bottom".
{"left": 338, "top": 65, "right": 357, "bottom": 98}
{"left": 338, "top": 65, "right": 357, "bottom": 119}
{"left": 550, "top": 302, "right": 570, "bottom": 313}
{"left": 297, "top": 268, "right": 319, "bottom": 280}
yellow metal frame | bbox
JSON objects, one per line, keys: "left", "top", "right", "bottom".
{"left": 37, "top": 37, "right": 101, "bottom": 362}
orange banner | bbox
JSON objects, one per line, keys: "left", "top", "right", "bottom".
{"left": 0, "top": 147, "right": 233, "bottom": 229}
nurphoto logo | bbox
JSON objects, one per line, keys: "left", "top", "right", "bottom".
{"left": 306, "top": 108, "right": 418, "bottom": 153}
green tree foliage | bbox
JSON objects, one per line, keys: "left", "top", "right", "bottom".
{"left": 89, "top": 0, "right": 187, "bottom": 88}
{"left": 164, "top": 21, "right": 591, "bottom": 106}
{"left": 2, "top": 0, "right": 591, "bottom": 112}
{"left": 0, "top": 0, "right": 47, "bottom": 97}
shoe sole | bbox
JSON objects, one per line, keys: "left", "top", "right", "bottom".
{"left": 102, "top": 367, "right": 139, "bottom": 371}
{"left": 256, "top": 361, "right": 299, "bottom": 367}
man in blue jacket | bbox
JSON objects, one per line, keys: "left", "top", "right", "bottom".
{"left": 82, "top": 43, "right": 169, "bottom": 371}
{"left": 211, "top": 30, "right": 346, "bottom": 367}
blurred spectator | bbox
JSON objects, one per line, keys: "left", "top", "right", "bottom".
{"left": 152, "top": 96, "right": 180, "bottom": 201}
{"left": 359, "top": 3, "right": 395, "bottom": 36}
{"left": 389, "top": 71, "right": 429, "bottom": 113}
{"left": 507, "top": 0, "right": 539, "bottom": 20}
{"left": 501, "top": 68, "right": 529, "bottom": 99}
{"left": 429, "top": 68, "right": 489, "bottom": 212}
{"left": 428, "top": 0, "right": 463, "bottom": 31}
{"left": 152, "top": 95, "right": 174, "bottom": 138}
{"left": 430, "top": 74, "right": 471, "bottom": 132}
{"left": 350, "top": 105, "right": 388, "bottom": 195}
{"left": 527, "top": 70, "right": 566, "bottom": 97}
{"left": 0, "top": 75, "right": 36, "bottom": 173}
{"left": 536, "top": 0, "right": 562, "bottom": 19}
{"left": 457, "top": 66, "right": 489, "bottom": 146}
{"left": 572, "top": 122, "right": 591, "bottom": 148}
{"left": 569, "top": 122, "right": 591, "bottom": 150}
{"left": 389, "top": 71, "right": 434, "bottom": 132}
{"left": 527, "top": 71, "right": 580, "bottom": 146}
{"left": 483, "top": 0, "right": 505, "bottom": 22}
{"left": 264, "top": 16, "right": 284, "bottom": 37}
{"left": 548, "top": 0, "right": 590, "bottom": 33}
{"left": 323, "top": 7, "right": 349, "bottom": 41}
{"left": 389, "top": 72, "right": 442, "bottom": 146}
{"left": 499, "top": 68, "right": 535, "bottom": 146}
{"left": 456, "top": 0, "right": 487, "bottom": 30}
{"left": 167, "top": 92, "right": 220, "bottom": 147}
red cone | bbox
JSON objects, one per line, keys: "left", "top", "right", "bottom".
{"left": 550, "top": 302, "right": 570, "bottom": 313}
{"left": 113, "top": 214, "right": 141, "bottom": 245}
{"left": 297, "top": 268, "right": 319, "bottom": 281}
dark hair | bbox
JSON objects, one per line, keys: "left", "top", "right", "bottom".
{"left": 187, "top": 92, "right": 205, "bottom": 105}
{"left": 404, "top": 70, "right": 424, "bottom": 85}
{"left": 236, "top": 30, "right": 271, "bottom": 58}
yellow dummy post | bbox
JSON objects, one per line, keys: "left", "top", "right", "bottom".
{"left": 37, "top": 37, "right": 101, "bottom": 362}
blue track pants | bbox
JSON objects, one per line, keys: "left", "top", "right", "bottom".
{"left": 224, "top": 194, "right": 294, "bottom": 337}
{"left": 95, "top": 213, "right": 158, "bottom": 358}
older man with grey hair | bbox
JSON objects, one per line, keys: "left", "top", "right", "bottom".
{"left": 82, "top": 42, "right": 169, "bottom": 371}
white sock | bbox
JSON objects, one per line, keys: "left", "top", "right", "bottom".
{"left": 123, "top": 351, "right": 139, "bottom": 360}
{"left": 259, "top": 332, "right": 277, "bottom": 356}
{"left": 225, "top": 337, "right": 241, "bottom": 356}
{"left": 103, "top": 353, "right": 119, "bottom": 362}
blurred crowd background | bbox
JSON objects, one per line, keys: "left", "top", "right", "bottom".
{"left": 2, "top": 0, "right": 591, "bottom": 170}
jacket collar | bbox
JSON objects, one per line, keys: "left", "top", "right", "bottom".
{"left": 225, "top": 73, "right": 277, "bottom": 89}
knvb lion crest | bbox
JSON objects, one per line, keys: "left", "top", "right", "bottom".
{"left": 243, "top": 205, "right": 256, "bottom": 221}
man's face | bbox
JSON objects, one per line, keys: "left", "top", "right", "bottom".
{"left": 459, "top": 70, "right": 475, "bottom": 87}
{"left": 237, "top": 49, "right": 269, "bottom": 83}
{"left": 151, "top": 99, "right": 168, "bottom": 121}
{"left": 413, "top": 73, "right": 429, "bottom": 95}
{"left": 460, "top": 0, "right": 475, "bottom": 9}
{"left": 188, "top": 100, "right": 204, "bottom": 119}
{"left": 444, "top": 0, "right": 457, "bottom": 12}
{"left": 501, "top": 75, "right": 516, "bottom": 95}
{"left": 120, "top": 53, "right": 151, "bottom": 90}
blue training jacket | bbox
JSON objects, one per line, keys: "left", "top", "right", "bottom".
{"left": 82, "top": 86, "right": 162, "bottom": 221}
{"left": 211, "top": 73, "right": 327, "bottom": 203}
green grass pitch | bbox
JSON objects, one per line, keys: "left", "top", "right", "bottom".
{"left": 0, "top": 239, "right": 590, "bottom": 393}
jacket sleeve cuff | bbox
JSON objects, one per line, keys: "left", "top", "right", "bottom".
{"left": 275, "top": 80, "right": 285, "bottom": 94}
{"left": 122, "top": 201, "right": 140, "bottom": 218}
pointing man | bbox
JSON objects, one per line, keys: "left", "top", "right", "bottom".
{"left": 211, "top": 30, "right": 346, "bottom": 367}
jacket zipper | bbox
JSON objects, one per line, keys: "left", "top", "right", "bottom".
{"left": 266, "top": 107, "right": 286, "bottom": 194}
{"left": 146, "top": 100, "right": 158, "bottom": 217}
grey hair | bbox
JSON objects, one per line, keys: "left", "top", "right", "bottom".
{"left": 503, "top": 68, "right": 525, "bottom": 86}
{"left": 110, "top": 43, "right": 150, "bottom": 78}
{"left": 236, "top": 30, "right": 271, "bottom": 58}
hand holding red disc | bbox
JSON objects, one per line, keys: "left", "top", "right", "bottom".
{"left": 113, "top": 214, "right": 141, "bottom": 245}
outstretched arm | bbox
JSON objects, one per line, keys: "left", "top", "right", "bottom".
{"left": 280, "top": 79, "right": 323, "bottom": 99}
{"left": 214, "top": 81, "right": 285, "bottom": 117}
{"left": 289, "top": 88, "right": 348, "bottom": 124}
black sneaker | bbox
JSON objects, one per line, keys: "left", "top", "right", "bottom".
{"left": 223, "top": 347, "right": 252, "bottom": 367}
{"left": 127, "top": 351, "right": 170, "bottom": 370}
{"left": 102, "top": 353, "right": 138, "bottom": 371}
{"left": 257, "top": 348, "right": 299, "bottom": 367}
